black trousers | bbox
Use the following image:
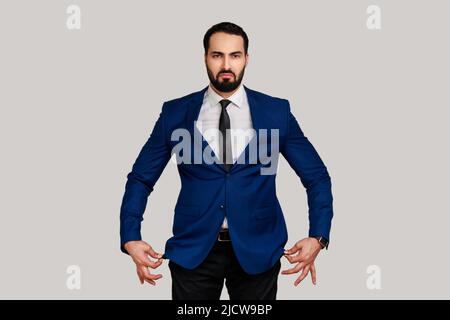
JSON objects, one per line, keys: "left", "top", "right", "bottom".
{"left": 168, "top": 238, "right": 281, "bottom": 300}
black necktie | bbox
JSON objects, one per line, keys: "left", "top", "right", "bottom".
{"left": 219, "top": 99, "right": 233, "bottom": 172}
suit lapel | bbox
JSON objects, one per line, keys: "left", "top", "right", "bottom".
{"left": 231, "top": 85, "right": 262, "bottom": 172}
{"left": 185, "top": 84, "right": 263, "bottom": 172}
{"left": 185, "top": 86, "right": 223, "bottom": 170}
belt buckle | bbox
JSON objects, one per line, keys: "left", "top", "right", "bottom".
{"left": 218, "top": 229, "right": 231, "bottom": 242}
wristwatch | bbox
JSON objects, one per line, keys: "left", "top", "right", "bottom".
{"left": 313, "top": 236, "right": 329, "bottom": 250}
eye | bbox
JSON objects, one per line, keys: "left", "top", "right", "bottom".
{"left": 212, "top": 54, "right": 220, "bottom": 58}
{"left": 232, "top": 54, "right": 240, "bottom": 58}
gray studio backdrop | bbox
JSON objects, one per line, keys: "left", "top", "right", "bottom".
{"left": 0, "top": 0, "right": 449, "bottom": 299}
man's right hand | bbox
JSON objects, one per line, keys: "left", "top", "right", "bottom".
{"left": 123, "top": 240, "right": 164, "bottom": 286}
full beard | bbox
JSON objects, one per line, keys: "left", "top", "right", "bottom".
{"left": 207, "top": 67, "right": 246, "bottom": 93}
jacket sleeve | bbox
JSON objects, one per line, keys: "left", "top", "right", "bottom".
{"left": 280, "top": 99, "right": 334, "bottom": 247}
{"left": 119, "top": 103, "right": 172, "bottom": 254}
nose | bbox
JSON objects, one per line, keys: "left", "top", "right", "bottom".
{"left": 222, "top": 56, "right": 231, "bottom": 70}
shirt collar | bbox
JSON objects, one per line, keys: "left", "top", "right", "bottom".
{"left": 206, "top": 83, "right": 245, "bottom": 109}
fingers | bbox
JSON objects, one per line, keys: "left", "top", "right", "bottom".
{"left": 281, "top": 262, "right": 304, "bottom": 275}
{"left": 284, "top": 239, "right": 308, "bottom": 255}
{"left": 283, "top": 252, "right": 295, "bottom": 263}
{"left": 294, "top": 265, "right": 311, "bottom": 286}
{"left": 281, "top": 261, "right": 317, "bottom": 287}
{"left": 283, "top": 252, "right": 306, "bottom": 264}
{"left": 137, "top": 268, "right": 144, "bottom": 284}
{"left": 310, "top": 263, "right": 317, "bottom": 285}
{"left": 139, "top": 265, "right": 163, "bottom": 286}
{"left": 144, "top": 278, "right": 156, "bottom": 286}
{"left": 140, "top": 255, "right": 164, "bottom": 269}
{"left": 284, "top": 247, "right": 295, "bottom": 255}
{"left": 132, "top": 244, "right": 164, "bottom": 268}
{"left": 145, "top": 245, "right": 164, "bottom": 260}
{"left": 284, "top": 243, "right": 300, "bottom": 254}
{"left": 284, "top": 248, "right": 316, "bottom": 265}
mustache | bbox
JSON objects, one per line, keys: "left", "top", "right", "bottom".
{"left": 218, "top": 71, "right": 235, "bottom": 76}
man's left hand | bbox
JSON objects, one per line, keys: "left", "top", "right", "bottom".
{"left": 281, "top": 237, "right": 322, "bottom": 286}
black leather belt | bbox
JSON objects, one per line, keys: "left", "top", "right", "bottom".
{"left": 218, "top": 229, "right": 231, "bottom": 242}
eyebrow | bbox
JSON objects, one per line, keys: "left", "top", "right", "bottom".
{"left": 210, "top": 51, "right": 243, "bottom": 55}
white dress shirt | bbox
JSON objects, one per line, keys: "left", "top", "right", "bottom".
{"left": 196, "top": 83, "right": 254, "bottom": 229}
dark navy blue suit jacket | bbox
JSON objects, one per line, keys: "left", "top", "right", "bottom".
{"left": 120, "top": 85, "right": 333, "bottom": 275}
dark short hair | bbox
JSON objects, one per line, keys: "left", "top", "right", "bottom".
{"left": 203, "top": 22, "right": 249, "bottom": 55}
